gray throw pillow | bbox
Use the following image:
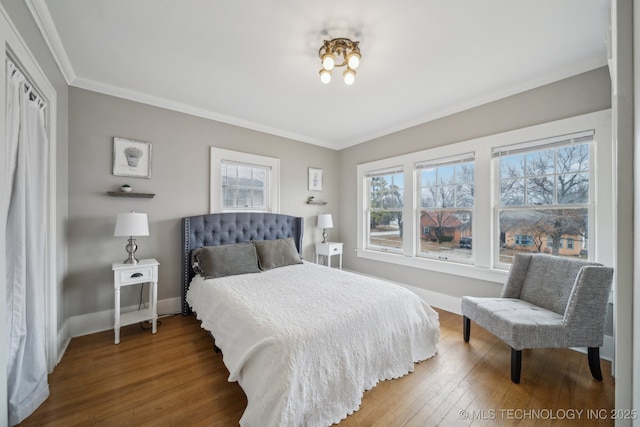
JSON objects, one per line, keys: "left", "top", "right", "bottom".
{"left": 191, "top": 247, "right": 203, "bottom": 275}
{"left": 197, "top": 243, "right": 260, "bottom": 279}
{"left": 253, "top": 238, "right": 302, "bottom": 271}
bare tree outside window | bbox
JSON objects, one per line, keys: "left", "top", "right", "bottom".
{"left": 418, "top": 160, "right": 474, "bottom": 260}
{"left": 498, "top": 142, "right": 590, "bottom": 264}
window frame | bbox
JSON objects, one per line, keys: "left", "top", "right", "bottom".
{"left": 416, "top": 154, "right": 475, "bottom": 264}
{"left": 221, "top": 160, "right": 269, "bottom": 210}
{"left": 355, "top": 110, "right": 612, "bottom": 284}
{"left": 364, "top": 167, "right": 405, "bottom": 254}
{"left": 494, "top": 134, "right": 593, "bottom": 268}
{"left": 210, "top": 147, "right": 280, "bottom": 213}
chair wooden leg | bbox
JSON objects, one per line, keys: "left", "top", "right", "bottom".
{"left": 588, "top": 347, "right": 603, "bottom": 381}
{"left": 463, "top": 316, "right": 470, "bottom": 342}
{"left": 511, "top": 348, "right": 521, "bottom": 384}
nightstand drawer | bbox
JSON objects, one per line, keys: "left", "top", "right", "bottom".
{"left": 315, "top": 242, "right": 343, "bottom": 269}
{"left": 118, "top": 266, "right": 154, "bottom": 285}
{"left": 112, "top": 258, "right": 159, "bottom": 344}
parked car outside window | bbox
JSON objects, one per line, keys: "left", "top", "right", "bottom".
{"left": 460, "top": 237, "right": 472, "bottom": 249}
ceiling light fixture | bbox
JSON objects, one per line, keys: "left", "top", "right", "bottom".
{"left": 318, "top": 38, "right": 361, "bottom": 85}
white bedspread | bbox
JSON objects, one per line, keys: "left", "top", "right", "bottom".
{"left": 187, "top": 261, "right": 439, "bottom": 427}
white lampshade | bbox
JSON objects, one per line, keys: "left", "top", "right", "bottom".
{"left": 317, "top": 214, "right": 333, "bottom": 230}
{"left": 114, "top": 212, "right": 149, "bottom": 237}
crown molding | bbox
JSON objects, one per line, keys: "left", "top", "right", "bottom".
{"left": 346, "top": 58, "right": 608, "bottom": 149}
{"left": 71, "top": 75, "right": 334, "bottom": 149}
{"left": 22, "top": 0, "right": 608, "bottom": 151}
{"left": 25, "top": 0, "right": 76, "bottom": 85}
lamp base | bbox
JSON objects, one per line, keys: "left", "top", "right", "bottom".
{"left": 123, "top": 255, "right": 139, "bottom": 264}
{"left": 123, "top": 237, "right": 139, "bottom": 264}
{"left": 322, "top": 229, "right": 329, "bottom": 244}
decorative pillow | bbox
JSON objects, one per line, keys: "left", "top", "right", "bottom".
{"left": 253, "top": 238, "right": 302, "bottom": 271}
{"left": 196, "top": 243, "right": 260, "bottom": 279}
{"left": 191, "top": 248, "right": 204, "bottom": 275}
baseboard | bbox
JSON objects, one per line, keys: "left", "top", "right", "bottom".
{"left": 55, "top": 281, "right": 615, "bottom": 367}
{"left": 403, "top": 283, "right": 615, "bottom": 364}
{"left": 342, "top": 268, "right": 462, "bottom": 314}
{"left": 406, "top": 285, "right": 615, "bottom": 365}
{"left": 399, "top": 282, "right": 463, "bottom": 315}
{"left": 55, "top": 297, "right": 182, "bottom": 362}
{"left": 56, "top": 319, "right": 71, "bottom": 367}
{"left": 343, "top": 268, "right": 614, "bottom": 364}
{"left": 570, "top": 335, "right": 615, "bottom": 363}
{"left": 68, "top": 297, "right": 183, "bottom": 338}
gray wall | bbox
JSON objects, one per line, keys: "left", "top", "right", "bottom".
{"left": 67, "top": 68, "right": 611, "bottom": 319}
{"left": 337, "top": 67, "right": 612, "bottom": 299}
{"left": 66, "top": 88, "right": 339, "bottom": 318}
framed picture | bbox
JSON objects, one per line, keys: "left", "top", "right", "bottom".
{"left": 308, "top": 167, "right": 323, "bottom": 192}
{"left": 113, "top": 137, "right": 152, "bottom": 178}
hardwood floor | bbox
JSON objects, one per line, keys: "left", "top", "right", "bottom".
{"left": 20, "top": 308, "right": 614, "bottom": 426}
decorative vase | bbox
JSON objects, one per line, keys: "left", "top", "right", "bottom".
{"left": 121, "top": 186, "right": 133, "bottom": 193}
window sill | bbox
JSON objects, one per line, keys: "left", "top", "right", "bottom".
{"left": 356, "top": 249, "right": 508, "bottom": 284}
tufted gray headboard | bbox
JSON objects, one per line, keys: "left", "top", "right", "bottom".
{"left": 181, "top": 212, "right": 304, "bottom": 315}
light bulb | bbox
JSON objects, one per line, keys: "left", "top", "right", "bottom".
{"left": 343, "top": 68, "right": 355, "bottom": 85}
{"left": 321, "top": 53, "right": 335, "bottom": 71}
{"left": 347, "top": 51, "right": 361, "bottom": 69}
{"left": 319, "top": 69, "right": 332, "bottom": 84}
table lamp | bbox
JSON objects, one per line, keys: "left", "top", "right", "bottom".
{"left": 114, "top": 212, "right": 149, "bottom": 264}
{"left": 317, "top": 214, "right": 333, "bottom": 244}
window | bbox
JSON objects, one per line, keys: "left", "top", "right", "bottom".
{"left": 495, "top": 131, "right": 591, "bottom": 265}
{"left": 210, "top": 148, "right": 279, "bottom": 213}
{"left": 417, "top": 154, "right": 474, "bottom": 261}
{"left": 514, "top": 234, "right": 534, "bottom": 246}
{"left": 355, "top": 110, "right": 612, "bottom": 283}
{"left": 221, "top": 161, "right": 267, "bottom": 209}
{"left": 365, "top": 168, "right": 404, "bottom": 252}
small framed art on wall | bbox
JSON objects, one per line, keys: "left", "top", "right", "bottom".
{"left": 308, "top": 167, "right": 323, "bottom": 192}
{"left": 113, "top": 137, "right": 152, "bottom": 179}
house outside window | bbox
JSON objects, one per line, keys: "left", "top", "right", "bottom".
{"left": 417, "top": 155, "right": 474, "bottom": 261}
{"left": 355, "top": 111, "right": 611, "bottom": 282}
{"left": 495, "top": 131, "right": 592, "bottom": 265}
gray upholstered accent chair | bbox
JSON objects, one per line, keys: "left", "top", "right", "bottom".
{"left": 461, "top": 253, "right": 613, "bottom": 384}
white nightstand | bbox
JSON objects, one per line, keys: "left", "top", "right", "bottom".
{"left": 112, "top": 258, "right": 159, "bottom": 344}
{"left": 315, "top": 242, "right": 343, "bottom": 269}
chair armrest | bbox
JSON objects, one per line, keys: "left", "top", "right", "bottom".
{"left": 500, "top": 254, "right": 532, "bottom": 298}
{"left": 563, "top": 266, "right": 614, "bottom": 342}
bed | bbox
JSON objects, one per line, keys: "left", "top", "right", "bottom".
{"left": 181, "top": 212, "right": 439, "bottom": 426}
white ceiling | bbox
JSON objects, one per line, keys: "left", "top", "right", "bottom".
{"left": 29, "top": 0, "right": 609, "bottom": 150}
